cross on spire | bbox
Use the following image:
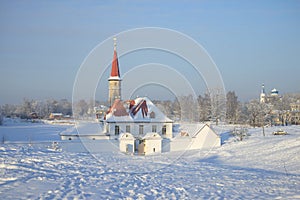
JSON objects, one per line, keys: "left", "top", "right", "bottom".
{"left": 110, "top": 37, "right": 120, "bottom": 77}
{"left": 113, "top": 37, "right": 117, "bottom": 51}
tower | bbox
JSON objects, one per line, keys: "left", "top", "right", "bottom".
{"left": 108, "top": 38, "right": 121, "bottom": 106}
{"left": 260, "top": 84, "right": 266, "bottom": 103}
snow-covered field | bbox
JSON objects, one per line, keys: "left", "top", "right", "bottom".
{"left": 0, "top": 119, "right": 299, "bottom": 199}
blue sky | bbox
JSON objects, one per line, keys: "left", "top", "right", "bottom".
{"left": 1, "top": 0, "right": 300, "bottom": 104}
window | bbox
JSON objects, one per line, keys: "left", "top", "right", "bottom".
{"left": 152, "top": 125, "right": 157, "bottom": 133}
{"left": 162, "top": 125, "right": 167, "bottom": 135}
{"left": 115, "top": 125, "right": 120, "bottom": 135}
{"left": 126, "top": 125, "right": 130, "bottom": 133}
{"left": 150, "top": 111, "right": 155, "bottom": 118}
{"left": 139, "top": 125, "right": 144, "bottom": 135}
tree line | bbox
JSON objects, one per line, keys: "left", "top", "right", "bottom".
{"left": 154, "top": 91, "right": 300, "bottom": 126}
{"left": 1, "top": 92, "right": 299, "bottom": 126}
{"left": 0, "top": 99, "right": 73, "bottom": 119}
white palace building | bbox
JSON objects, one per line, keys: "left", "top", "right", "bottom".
{"left": 60, "top": 39, "right": 221, "bottom": 155}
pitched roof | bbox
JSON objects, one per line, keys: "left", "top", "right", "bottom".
{"left": 107, "top": 99, "right": 128, "bottom": 117}
{"left": 131, "top": 99, "right": 148, "bottom": 118}
{"left": 142, "top": 132, "right": 162, "bottom": 140}
{"left": 119, "top": 132, "right": 135, "bottom": 140}
{"left": 129, "top": 97, "right": 173, "bottom": 122}
{"left": 110, "top": 50, "right": 120, "bottom": 78}
{"left": 105, "top": 97, "right": 173, "bottom": 123}
{"left": 192, "top": 124, "right": 219, "bottom": 138}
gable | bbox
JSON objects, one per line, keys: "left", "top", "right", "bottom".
{"left": 105, "top": 97, "right": 173, "bottom": 123}
{"left": 107, "top": 99, "right": 128, "bottom": 117}
{"left": 130, "top": 97, "right": 173, "bottom": 123}
{"left": 192, "top": 124, "right": 219, "bottom": 138}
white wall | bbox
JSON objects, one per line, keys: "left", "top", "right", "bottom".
{"left": 163, "top": 125, "right": 221, "bottom": 152}
{"left": 119, "top": 134, "right": 135, "bottom": 153}
{"left": 107, "top": 122, "right": 172, "bottom": 138}
{"left": 144, "top": 139, "right": 162, "bottom": 155}
{"left": 60, "top": 135, "right": 109, "bottom": 140}
{"left": 189, "top": 125, "right": 221, "bottom": 150}
{"left": 169, "top": 138, "right": 193, "bottom": 152}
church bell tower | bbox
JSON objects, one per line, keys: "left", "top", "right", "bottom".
{"left": 260, "top": 83, "right": 266, "bottom": 103}
{"left": 108, "top": 38, "right": 121, "bottom": 106}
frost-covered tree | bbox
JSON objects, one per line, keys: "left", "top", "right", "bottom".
{"left": 73, "top": 99, "right": 89, "bottom": 118}
{"left": 197, "top": 89, "right": 226, "bottom": 124}
{"left": 246, "top": 99, "right": 262, "bottom": 127}
{"left": 209, "top": 89, "right": 226, "bottom": 125}
{"left": 172, "top": 98, "right": 181, "bottom": 120}
{"left": 178, "top": 95, "right": 198, "bottom": 122}
{"left": 0, "top": 98, "right": 73, "bottom": 119}
{"left": 237, "top": 102, "right": 248, "bottom": 124}
{"left": 59, "top": 99, "right": 72, "bottom": 116}
{"left": 246, "top": 99, "right": 272, "bottom": 135}
{"left": 226, "top": 91, "right": 239, "bottom": 124}
{"left": 1, "top": 104, "right": 16, "bottom": 118}
{"left": 198, "top": 93, "right": 211, "bottom": 122}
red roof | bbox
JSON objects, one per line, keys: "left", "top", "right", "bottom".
{"left": 107, "top": 99, "right": 128, "bottom": 116}
{"left": 110, "top": 50, "right": 120, "bottom": 77}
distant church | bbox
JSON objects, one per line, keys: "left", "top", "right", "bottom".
{"left": 260, "top": 84, "right": 280, "bottom": 103}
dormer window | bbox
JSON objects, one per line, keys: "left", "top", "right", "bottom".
{"left": 150, "top": 111, "right": 155, "bottom": 119}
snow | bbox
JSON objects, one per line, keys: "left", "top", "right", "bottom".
{"left": 106, "top": 97, "right": 173, "bottom": 123}
{"left": 132, "top": 97, "right": 173, "bottom": 122}
{"left": 0, "top": 119, "right": 300, "bottom": 199}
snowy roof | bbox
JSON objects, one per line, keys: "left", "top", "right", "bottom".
{"left": 50, "top": 113, "right": 63, "bottom": 116}
{"left": 105, "top": 97, "right": 173, "bottom": 123}
{"left": 105, "top": 99, "right": 132, "bottom": 122}
{"left": 108, "top": 76, "right": 121, "bottom": 81}
{"left": 271, "top": 88, "right": 279, "bottom": 95}
{"left": 119, "top": 132, "right": 135, "bottom": 140}
{"left": 142, "top": 132, "right": 162, "bottom": 140}
{"left": 192, "top": 124, "right": 219, "bottom": 138}
{"left": 130, "top": 97, "right": 173, "bottom": 122}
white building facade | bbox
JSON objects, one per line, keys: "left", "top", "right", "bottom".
{"left": 102, "top": 97, "right": 173, "bottom": 139}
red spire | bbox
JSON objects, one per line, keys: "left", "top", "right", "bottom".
{"left": 110, "top": 38, "right": 120, "bottom": 77}
{"left": 110, "top": 50, "right": 120, "bottom": 77}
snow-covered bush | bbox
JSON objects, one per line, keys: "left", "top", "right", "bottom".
{"left": 231, "top": 127, "right": 249, "bottom": 141}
